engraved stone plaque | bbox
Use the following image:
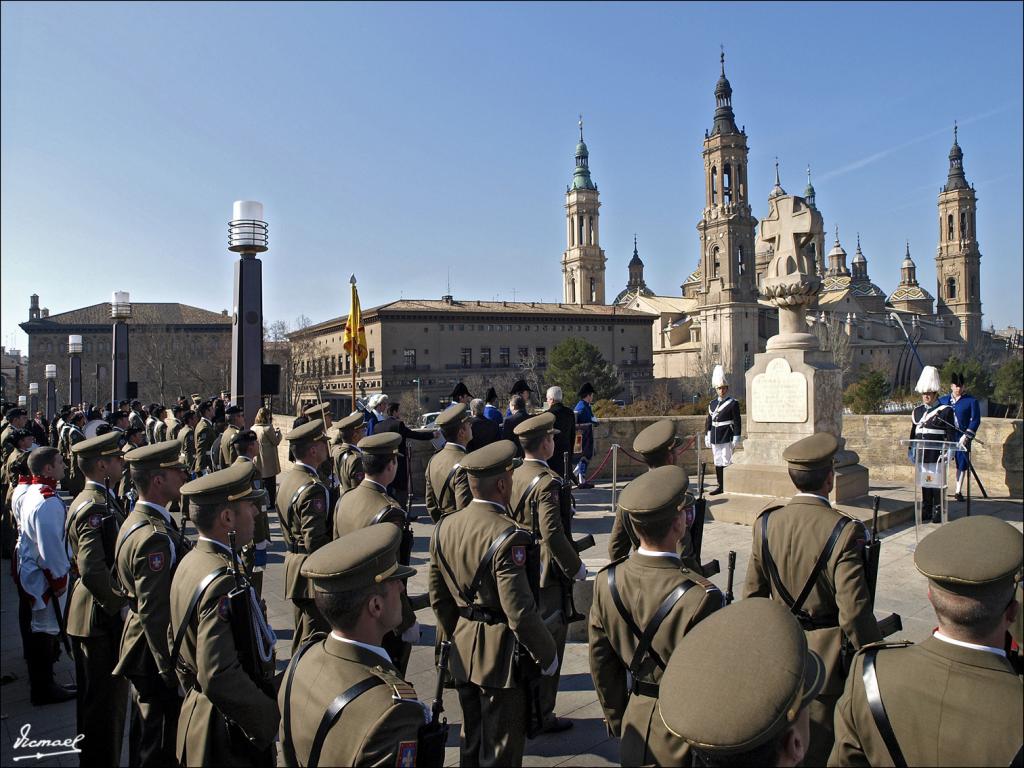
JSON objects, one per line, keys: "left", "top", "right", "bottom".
{"left": 751, "top": 358, "right": 808, "bottom": 423}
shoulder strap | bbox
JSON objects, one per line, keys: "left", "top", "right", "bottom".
{"left": 113, "top": 518, "right": 152, "bottom": 569}
{"left": 282, "top": 635, "right": 324, "bottom": 768}
{"left": 65, "top": 498, "right": 98, "bottom": 543}
{"left": 761, "top": 510, "right": 798, "bottom": 608}
{"left": 467, "top": 527, "right": 522, "bottom": 603}
{"left": 288, "top": 480, "right": 323, "bottom": 524}
{"left": 862, "top": 648, "right": 908, "bottom": 768}
{"left": 762, "top": 510, "right": 850, "bottom": 617}
{"left": 513, "top": 472, "right": 546, "bottom": 521}
{"left": 169, "top": 566, "right": 231, "bottom": 675}
{"left": 1011, "top": 744, "right": 1023, "bottom": 768}
{"left": 432, "top": 517, "right": 467, "bottom": 605}
{"left": 370, "top": 505, "right": 401, "bottom": 526}
{"left": 308, "top": 677, "right": 387, "bottom": 768}
{"left": 629, "top": 581, "right": 694, "bottom": 676}
{"left": 438, "top": 462, "right": 463, "bottom": 509}
{"left": 606, "top": 563, "right": 667, "bottom": 672}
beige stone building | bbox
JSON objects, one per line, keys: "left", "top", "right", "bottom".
{"left": 1, "top": 346, "right": 29, "bottom": 404}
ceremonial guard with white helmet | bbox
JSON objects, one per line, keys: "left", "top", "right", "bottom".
{"left": 909, "top": 366, "right": 958, "bottom": 524}
{"left": 703, "top": 365, "right": 741, "bottom": 495}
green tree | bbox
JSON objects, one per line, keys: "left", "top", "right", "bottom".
{"left": 939, "top": 355, "right": 994, "bottom": 400}
{"left": 994, "top": 359, "right": 1023, "bottom": 414}
{"left": 547, "top": 338, "right": 622, "bottom": 402}
{"left": 843, "top": 369, "right": 889, "bottom": 414}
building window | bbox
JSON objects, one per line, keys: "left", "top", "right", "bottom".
{"left": 723, "top": 163, "right": 732, "bottom": 203}
{"left": 947, "top": 213, "right": 954, "bottom": 242}
{"left": 571, "top": 216, "right": 576, "bottom": 246}
{"left": 569, "top": 278, "right": 576, "bottom": 304}
{"left": 737, "top": 163, "right": 745, "bottom": 201}
{"left": 578, "top": 216, "right": 584, "bottom": 247}
{"left": 711, "top": 166, "right": 718, "bottom": 205}
{"left": 712, "top": 247, "right": 720, "bottom": 278}
{"left": 590, "top": 278, "right": 597, "bottom": 302}
{"left": 946, "top": 277, "right": 957, "bottom": 300}
{"left": 344, "top": 354, "right": 350, "bottom": 373}
{"left": 403, "top": 348, "right": 416, "bottom": 368}
{"left": 460, "top": 347, "right": 472, "bottom": 367}
{"left": 588, "top": 215, "right": 594, "bottom": 245}
{"left": 369, "top": 350, "right": 375, "bottom": 371}
{"left": 536, "top": 347, "right": 546, "bottom": 366}
{"left": 960, "top": 211, "right": 968, "bottom": 239}
{"left": 711, "top": 343, "right": 720, "bottom": 355}
{"left": 518, "top": 346, "right": 528, "bottom": 361}
{"left": 737, "top": 244, "right": 745, "bottom": 275}
{"left": 629, "top": 345, "right": 638, "bottom": 363}
{"left": 480, "top": 347, "right": 491, "bottom": 367}
{"left": 499, "top": 347, "right": 510, "bottom": 366}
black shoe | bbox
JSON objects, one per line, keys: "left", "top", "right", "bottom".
{"left": 955, "top": 493, "right": 965, "bottom": 503}
{"left": 31, "top": 682, "right": 76, "bottom": 706}
{"left": 921, "top": 507, "right": 933, "bottom": 523}
{"left": 577, "top": 482, "right": 595, "bottom": 489}
{"left": 709, "top": 487, "right": 724, "bottom": 496}
{"left": 539, "top": 716, "right": 574, "bottom": 734}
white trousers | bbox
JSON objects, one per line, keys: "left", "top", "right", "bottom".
{"left": 29, "top": 592, "right": 66, "bottom": 635}
{"left": 711, "top": 442, "right": 734, "bottom": 467}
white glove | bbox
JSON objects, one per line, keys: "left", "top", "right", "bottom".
{"left": 541, "top": 653, "right": 560, "bottom": 677}
{"left": 732, "top": 436, "right": 740, "bottom": 447}
{"left": 592, "top": 417, "right": 600, "bottom": 424}
{"left": 704, "top": 433, "right": 711, "bottom": 448}
{"left": 957, "top": 435, "right": 969, "bottom": 450}
{"left": 574, "top": 562, "right": 588, "bottom": 581}
{"left": 401, "top": 620, "right": 421, "bottom": 644}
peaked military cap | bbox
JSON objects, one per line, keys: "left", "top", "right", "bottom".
{"left": 5, "top": 407, "right": 26, "bottom": 419}
{"left": 181, "top": 460, "right": 266, "bottom": 508}
{"left": 190, "top": 393, "right": 201, "bottom": 403}
{"left": 302, "top": 524, "right": 416, "bottom": 593}
{"left": 509, "top": 379, "right": 533, "bottom": 395}
{"left": 618, "top": 465, "right": 692, "bottom": 525}
{"left": 450, "top": 382, "right": 473, "bottom": 400}
{"left": 10, "top": 428, "right": 34, "bottom": 444}
{"left": 461, "top": 440, "right": 521, "bottom": 478}
{"left": 303, "top": 402, "right": 331, "bottom": 419}
{"left": 914, "top": 515, "right": 1022, "bottom": 597}
{"left": 633, "top": 420, "right": 682, "bottom": 459}
{"left": 514, "top": 412, "right": 559, "bottom": 439}
{"left": 577, "top": 382, "right": 595, "bottom": 399}
{"left": 123, "top": 440, "right": 187, "bottom": 470}
{"left": 224, "top": 404, "right": 243, "bottom": 416}
{"left": 287, "top": 418, "right": 326, "bottom": 446}
{"left": 336, "top": 410, "right": 364, "bottom": 433}
{"left": 782, "top": 432, "right": 839, "bottom": 471}
{"left": 358, "top": 432, "right": 401, "bottom": 455}
{"left": 659, "top": 598, "right": 825, "bottom": 756}
{"left": 435, "top": 402, "right": 472, "bottom": 429}
{"left": 229, "top": 428, "right": 257, "bottom": 447}
{"left": 72, "top": 431, "right": 123, "bottom": 458}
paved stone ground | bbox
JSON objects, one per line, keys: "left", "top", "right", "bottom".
{"left": 2, "top": 485, "right": 1020, "bottom": 766}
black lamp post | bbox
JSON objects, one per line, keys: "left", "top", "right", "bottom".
{"left": 111, "top": 291, "right": 131, "bottom": 405}
{"left": 228, "top": 201, "right": 267, "bottom": 427}
{"left": 69, "top": 334, "right": 83, "bottom": 407}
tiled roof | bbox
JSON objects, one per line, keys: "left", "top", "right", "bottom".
{"left": 21, "top": 302, "right": 232, "bottom": 328}
{"left": 888, "top": 285, "right": 934, "bottom": 302}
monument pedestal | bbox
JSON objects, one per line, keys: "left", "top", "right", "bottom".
{"left": 727, "top": 347, "right": 869, "bottom": 502}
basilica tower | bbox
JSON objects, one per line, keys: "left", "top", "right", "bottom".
{"left": 935, "top": 124, "right": 982, "bottom": 345}
{"left": 562, "top": 118, "right": 606, "bottom": 305}
{"left": 695, "top": 52, "right": 759, "bottom": 387}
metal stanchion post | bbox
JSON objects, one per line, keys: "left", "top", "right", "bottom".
{"left": 610, "top": 443, "right": 619, "bottom": 512}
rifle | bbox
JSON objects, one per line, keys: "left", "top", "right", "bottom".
{"left": 691, "top": 461, "right": 708, "bottom": 560}
{"left": 561, "top": 451, "right": 575, "bottom": 515}
{"left": 863, "top": 496, "right": 903, "bottom": 640}
{"left": 519, "top": 503, "right": 545, "bottom": 739}
{"left": 417, "top": 640, "right": 452, "bottom": 767}
{"left": 725, "top": 550, "right": 736, "bottom": 605}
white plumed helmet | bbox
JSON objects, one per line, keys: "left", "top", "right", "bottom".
{"left": 711, "top": 365, "right": 729, "bottom": 388}
{"left": 915, "top": 366, "right": 941, "bottom": 394}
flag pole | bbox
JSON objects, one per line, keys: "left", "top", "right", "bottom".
{"left": 350, "top": 276, "right": 357, "bottom": 412}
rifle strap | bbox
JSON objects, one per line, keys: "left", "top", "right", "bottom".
{"left": 65, "top": 499, "right": 97, "bottom": 544}
{"left": 433, "top": 518, "right": 521, "bottom": 613}
{"left": 606, "top": 563, "right": 667, "bottom": 672}
{"left": 862, "top": 648, "right": 908, "bottom": 768}
{"left": 287, "top": 480, "right": 325, "bottom": 542}
{"left": 438, "top": 462, "right": 463, "bottom": 510}
{"left": 308, "top": 677, "right": 386, "bottom": 768}
{"left": 513, "top": 472, "right": 546, "bottom": 523}
{"left": 169, "top": 566, "right": 230, "bottom": 676}
{"left": 628, "top": 580, "right": 695, "bottom": 680}
{"left": 762, "top": 510, "right": 849, "bottom": 618}
{"left": 282, "top": 634, "right": 322, "bottom": 768}
{"left": 370, "top": 505, "right": 402, "bottom": 526}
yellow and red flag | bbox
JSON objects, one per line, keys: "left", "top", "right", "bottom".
{"left": 343, "top": 275, "right": 368, "bottom": 366}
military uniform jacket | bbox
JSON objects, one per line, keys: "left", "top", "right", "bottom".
{"left": 66, "top": 481, "right": 126, "bottom": 638}
{"left": 424, "top": 443, "right": 472, "bottom": 523}
{"left": 910, "top": 403, "right": 958, "bottom": 464}
{"left": 277, "top": 463, "right": 330, "bottom": 602}
{"left": 704, "top": 396, "right": 741, "bottom": 444}
{"left": 744, "top": 494, "right": 881, "bottom": 697}
{"left": 145, "top": 416, "right": 159, "bottom": 445}
{"left": 588, "top": 552, "right": 723, "bottom": 765}
{"left": 607, "top": 473, "right": 703, "bottom": 572}
{"left": 220, "top": 424, "right": 240, "bottom": 470}
{"left": 331, "top": 441, "right": 364, "bottom": 495}
{"left": 129, "top": 410, "right": 145, "bottom": 432}
{"left": 195, "top": 417, "right": 216, "bottom": 473}
{"left": 154, "top": 419, "right": 168, "bottom": 443}
{"left": 167, "top": 417, "right": 182, "bottom": 441}
{"left": 428, "top": 499, "right": 557, "bottom": 688}
{"left": 509, "top": 459, "right": 582, "bottom": 588}
{"left": 169, "top": 540, "right": 279, "bottom": 765}
{"left": 62, "top": 426, "right": 87, "bottom": 495}
{"left": 279, "top": 635, "right": 425, "bottom": 768}
{"left": 113, "top": 501, "right": 184, "bottom": 681}
{"left": 829, "top": 636, "right": 1023, "bottom": 767}
{"left": 178, "top": 424, "right": 196, "bottom": 470}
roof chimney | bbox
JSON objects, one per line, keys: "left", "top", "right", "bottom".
{"left": 29, "top": 294, "right": 40, "bottom": 321}
{"left": 41, "top": 308, "right": 50, "bottom": 318}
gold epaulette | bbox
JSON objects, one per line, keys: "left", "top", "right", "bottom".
{"left": 369, "top": 665, "right": 420, "bottom": 703}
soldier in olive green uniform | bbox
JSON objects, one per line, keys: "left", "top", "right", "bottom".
{"left": 830, "top": 516, "right": 1023, "bottom": 767}
{"left": 424, "top": 403, "right": 473, "bottom": 523}
{"left": 304, "top": 402, "right": 338, "bottom": 489}
{"left": 113, "top": 441, "right": 191, "bottom": 767}
{"left": 3, "top": 429, "right": 33, "bottom": 514}
{"left": 510, "top": 412, "right": 586, "bottom": 733}
{"left": 277, "top": 419, "right": 332, "bottom": 654}
{"left": 231, "top": 429, "right": 271, "bottom": 597}
{"left": 194, "top": 400, "right": 217, "bottom": 474}
{"left": 218, "top": 403, "right": 245, "bottom": 469}
{"left": 178, "top": 409, "right": 197, "bottom": 473}
{"left": 61, "top": 411, "right": 87, "bottom": 496}
{"left": 429, "top": 441, "right": 558, "bottom": 767}
{"left": 330, "top": 410, "right": 365, "bottom": 505}
{"left": 658, "top": 598, "right": 825, "bottom": 767}
{"left": 169, "top": 463, "right": 279, "bottom": 767}
{"left": 607, "top": 420, "right": 703, "bottom": 573}
{"left": 334, "top": 432, "right": 418, "bottom": 673}
{"left": 589, "top": 465, "right": 724, "bottom": 765}
{"left": 66, "top": 432, "right": 130, "bottom": 766}
{"left": 279, "top": 525, "right": 427, "bottom": 768}
{"left": 744, "top": 433, "right": 882, "bottom": 765}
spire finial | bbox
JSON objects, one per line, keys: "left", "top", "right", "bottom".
{"left": 633, "top": 233, "right": 638, "bottom": 252}
{"left": 775, "top": 157, "right": 780, "bottom": 186}
{"left": 906, "top": 239, "right": 910, "bottom": 255}
{"left": 720, "top": 45, "right": 725, "bottom": 74}
{"left": 834, "top": 224, "right": 840, "bottom": 243}
{"left": 807, "top": 164, "right": 811, "bottom": 184}
{"left": 953, "top": 120, "right": 958, "bottom": 143}
{"left": 579, "top": 114, "right": 584, "bottom": 142}
{"left": 856, "top": 232, "right": 861, "bottom": 249}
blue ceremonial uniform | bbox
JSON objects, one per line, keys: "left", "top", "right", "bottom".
{"left": 939, "top": 392, "right": 981, "bottom": 472}
{"left": 574, "top": 399, "right": 598, "bottom": 481}
{"left": 483, "top": 403, "right": 503, "bottom": 425}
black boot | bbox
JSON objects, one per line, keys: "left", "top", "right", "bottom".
{"left": 28, "top": 634, "right": 75, "bottom": 706}
{"left": 709, "top": 466, "right": 725, "bottom": 495}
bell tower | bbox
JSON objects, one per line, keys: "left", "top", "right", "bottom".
{"left": 562, "top": 117, "right": 606, "bottom": 305}
{"left": 695, "top": 51, "right": 759, "bottom": 390}
{"left": 935, "top": 123, "right": 982, "bottom": 345}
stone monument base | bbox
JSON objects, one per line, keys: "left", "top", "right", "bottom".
{"left": 725, "top": 460, "right": 869, "bottom": 503}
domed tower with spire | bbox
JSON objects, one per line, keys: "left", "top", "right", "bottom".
{"left": 888, "top": 241, "right": 935, "bottom": 315}
{"left": 693, "top": 49, "right": 759, "bottom": 388}
{"left": 562, "top": 116, "right": 607, "bottom": 304}
{"left": 935, "top": 123, "right": 982, "bottom": 345}
{"left": 614, "top": 235, "right": 655, "bottom": 304}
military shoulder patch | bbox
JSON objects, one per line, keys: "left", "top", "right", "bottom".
{"left": 396, "top": 740, "right": 417, "bottom": 767}
{"left": 216, "top": 595, "right": 231, "bottom": 622}
{"left": 148, "top": 552, "right": 166, "bottom": 572}
{"left": 88, "top": 512, "right": 103, "bottom": 529}
{"left": 510, "top": 545, "right": 527, "bottom": 567}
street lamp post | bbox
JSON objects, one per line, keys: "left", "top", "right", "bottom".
{"left": 111, "top": 291, "right": 132, "bottom": 406}
{"left": 45, "top": 364, "right": 57, "bottom": 421}
{"left": 413, "top": 378, "right": 421, "bottom": 408}
{"left": 29, "top": 382, "right": 39, "bottom": 415}
{"left": 69, "top": 335, "right": 83, "bottom": 407}
{"left": 18, "top": 395, "right": 27, "bottom": 408}
{"left": 228, "top": 201, "right": 267, "bottom": 427}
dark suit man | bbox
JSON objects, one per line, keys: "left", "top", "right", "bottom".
{"left": 500, "top": 395, "right": 530, "bottom": 456}
{"left": 467, "top": 399, "right": 501, "bottom": 452}
{"left": 545, "top": 387, "right": 576, "bottom": 477}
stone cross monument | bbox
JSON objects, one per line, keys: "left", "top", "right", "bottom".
{"left": 727, "top": 193, "right": 869, "bottom": 501}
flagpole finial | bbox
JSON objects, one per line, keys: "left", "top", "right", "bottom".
{"left": 349, "top": 274, "right": 357, "bottom": 285}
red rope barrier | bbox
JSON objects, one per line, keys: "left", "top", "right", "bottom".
{"left": 583, "top": 433, "right": 699, "bottom": 482}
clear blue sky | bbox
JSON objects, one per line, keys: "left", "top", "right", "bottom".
{"left": 3, "top": 2, "right": 1022, "bottom": 352}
